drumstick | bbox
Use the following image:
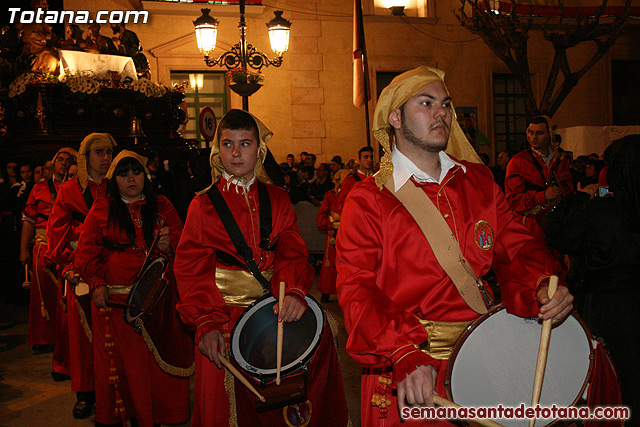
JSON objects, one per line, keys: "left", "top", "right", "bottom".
{"left": 23, "top": 264, "right": 31, "bottom": 290}
{"left": 528, "top": 275, "right": 559, "bottom": 427}
{"left": 434, "top": 395, "right": 505, "bottom": 427}
{"left": 218, "top": 352, "right": 266, "bottom": 403}
{"left": 276, "top": 281, "right": 285, "bottom": 386}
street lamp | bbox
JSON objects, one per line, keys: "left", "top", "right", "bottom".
{"left": 193, "top": 0, "right": 291, "bottom": 111}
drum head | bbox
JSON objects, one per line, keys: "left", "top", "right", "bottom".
{"left": 230, "top": 294, "right": 325, "bottom": 381}
{"left": 446, "top": 307, "right": 593, "bottom": 427}
{"left": 126, "top": 257, "right": 167, "bottom": 321}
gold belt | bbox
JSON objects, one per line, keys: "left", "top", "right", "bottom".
{"left": 216, "top": 268, "right": 274, "bottom": 307}
{"left": 417, "top": 318, "right": 473, "bottom": 360}
{"left": 107, "top": 285, "right": 131, "bottom": 295}
{"left": 35, "top": 228, "right": 47, "bottom": 245}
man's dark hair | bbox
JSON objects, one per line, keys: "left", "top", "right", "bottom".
{"left": 287, "top": 154, "right": 294, "bottom": 159}
{"left": 300, "top": 151, "right": 309, "bottom": 156}
{"left": 331, "top": 155, "right": 342, "bottom": 164}
{"left": 216, "top": 109, "right": 259, "bottom": 142}
{"left": 308, "top": 153, "right": 316, "bottom": 162}
{"left": 358, "top": 146, "right": 373, "bottom": 159}
{"left": 530, "top": 116, "right": 549, "bottom": 129}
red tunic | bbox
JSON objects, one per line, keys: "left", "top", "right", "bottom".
{"left": 336, "top": 171, "right": 368, "bottom": 214}
{"left": 316, "top": 190, "right": 338, "bottom": 295}
{"left": 336, "top": 162, "right": 562, "bottom": 426}
{"left": 175, "top": 178, "right": 348, "bottom": 427}
{"left": 46, "top": 176, "right": 108, "bottom": 392}
{"left": 75, "top": 195, "right": 190, "bottom": 426}
{"left": 22, "top": 179, "right": 60, "bottom": 346}
{"left": 504, "top": 149, "right": 573, "bottom": 240}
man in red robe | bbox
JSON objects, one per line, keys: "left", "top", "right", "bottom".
{"left": 335, "top": 67, "right": 574, "bottom": 427}
{"left": 504, "top": 116, "right": 574, "bottom": 242}
{"left": 21, "top": 147, "right": 77, "bottom": 378}
{"left": 46, "top": 133, "right": 116, "bottom": 419}
{"left": 317, "top": 187, "right": 339, "bottom": 303}
{"left": 175, "top": 109, "right": 349, "bottom": 427}
{"left": 336, "top": 145, "right": 373, "bottom": 214}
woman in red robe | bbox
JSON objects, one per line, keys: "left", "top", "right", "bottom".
{"left": 75, "top": 150, "right": 190, "bottom": 427}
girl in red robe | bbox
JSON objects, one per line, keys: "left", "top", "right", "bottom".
{"left": 75, "top": 150, "right": 190, "bottom": 427}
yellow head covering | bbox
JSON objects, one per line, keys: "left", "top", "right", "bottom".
{"left": 77, "top": 133, "right": 117, "bottom": 190}
{"left": 51, "top": 147, "right": 78, "bottom": 165}
{"left": 51, "top": 147, "right": 78, "bottom": 180}
{"left": 106, "top": 150, "right": 149, "bottom": 180}
{"left": 206, "top": 109, "right": 274, "bottom": 191}
{"left": 372, "top": 66, "right": 481, "bottom": 188}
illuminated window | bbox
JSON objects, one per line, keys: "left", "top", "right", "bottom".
{"left": 170, "top": 71, "right": 227, "bottom": 146}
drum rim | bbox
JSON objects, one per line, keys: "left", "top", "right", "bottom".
{"left": 124, "top": 255, "right": 169, "bottom": 323}
{"left": 444, "top": 304, "right": 595, "bottom": 425}
{"left": 230, "top": 293, "right": 325, "bottom": 380}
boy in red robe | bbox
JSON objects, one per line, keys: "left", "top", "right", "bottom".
{"left": 175, "top": 109, "right": 349, "bottom": 427}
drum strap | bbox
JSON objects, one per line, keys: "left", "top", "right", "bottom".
{"left": 47, "top": 178, "right": 57, "bottom": 202}
{"left": 384, "top": 177, "right": 493, "bottom": 314}
{"left": 81, "top": 179, "right": 95, "bottom": 210}
{"left": 206, "top": 184, "right": 272, "bottom": 293}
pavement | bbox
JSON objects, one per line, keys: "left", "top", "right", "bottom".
{"left": 0, "top": 283, "right": 362, "bottom": 426}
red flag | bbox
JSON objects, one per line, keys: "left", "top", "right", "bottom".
{"left": 353, "top": 0, "right": 367, "bottom": 107}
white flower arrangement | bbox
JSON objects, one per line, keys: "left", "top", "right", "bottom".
{"left": 9, "top": 71, "right": 57, "bottom": 98}
{"left": 59, "top": 72, "right": 101, "bottom": 95}
{"left": 130, "top": 79, "right": 168, "bottom": 98}
{"left": 8, "top": 72, "right": 172, "bottom": 100}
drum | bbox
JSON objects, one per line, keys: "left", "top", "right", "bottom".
{"left": 230, "top": 293, "right": 325, "bottom": 412}
{"left": 445, "top": 305, "right": 594, "bottom": 427}
{"left": 124, "top": 255, "right": 169, "bottom": 327}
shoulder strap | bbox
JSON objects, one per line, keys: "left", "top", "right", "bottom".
{"left": 527, "top": 149, "right": 549, "bottom": 187}
{"left": 257, "top": 181, "right": 274, "bottom": 251}
{"left": 352, "top": 172, "right": 361, "bottom": 182}
{"left": 47, "top": 179, "right": 57, "bottom": 202}
{"left": 206, "top": 185, "right": 271, "bottom": 293}
{"left": 384, "top": 177, "right": 492, "bottom": 314}
{"left": 81, "top": 181, "right": 95, "bottom": 211}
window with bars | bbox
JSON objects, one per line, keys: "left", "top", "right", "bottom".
{"left": 493, "top": 74, "right": 527, "bottom": 155}
{"left": 170, "top": 71, "right": 227, "bottom": 147}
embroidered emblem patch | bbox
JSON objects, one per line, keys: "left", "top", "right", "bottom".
{"left": 283, "top": 400, "right": 312, "bottom": 427}
{"left": 474, "top": 220, "right": 494, "bottom": 250}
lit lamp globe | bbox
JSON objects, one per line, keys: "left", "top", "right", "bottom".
{"left": 194, "top": 8, "right": 219, "bottom": 56}
{"left": 266, "top": 10, "right": 291, "bottom": 57}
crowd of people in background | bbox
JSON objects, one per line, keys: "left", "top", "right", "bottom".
{"left": 1, "top": 112, "right": 637, "bottom": 426}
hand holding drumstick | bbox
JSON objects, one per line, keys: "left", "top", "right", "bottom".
{"left": 529, "top": 276, "right": 559, "bottom": 427}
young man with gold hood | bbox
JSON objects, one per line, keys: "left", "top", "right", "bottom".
{"left": 335, "top": 67, "right": 574, "bottom": 426}
{"left": 175, "top": 109, "right": 349, "bottom": 427}
{"left": 20, "top": 147, "right": 77, "bottom": 364}
{"left": 45, "top": 133, "right": 116, "bottom": 419}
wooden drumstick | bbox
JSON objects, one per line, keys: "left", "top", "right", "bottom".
{"left": 22, "top": 264, "right": 31, "bottom": 290}
{"left": 217, "top": 352, "right": 266, "bottom": 403}
{"left": 528, "top": 275, "right": 559, "bottom": 427}
{"left": 433, "top": 395, "right": 505, "bottom": 427}
{"left": 276, "top": 281, "right": 285, "bottom": 386}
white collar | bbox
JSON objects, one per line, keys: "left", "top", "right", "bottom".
{"left": 121, "top": 193, "right": 146, "bottom": 204}
{"left": 533, "top": 147, "right": 554, "bottom": 166}
{"left": 391, "top": 147, "right": 465, "bottom": 191}
{"left": 223, "top": 171, "right": 256, "bottom": 189}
